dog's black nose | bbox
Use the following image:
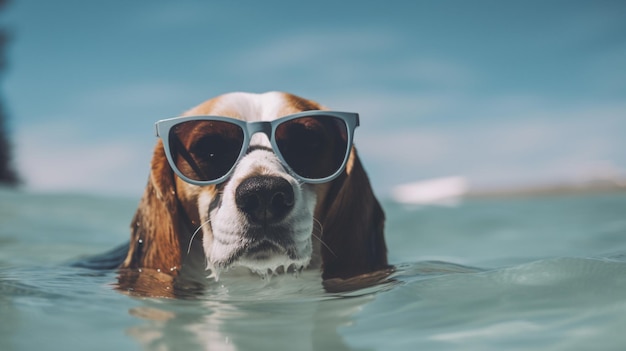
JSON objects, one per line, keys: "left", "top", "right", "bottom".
{"left": 235, "top": 175, "right": 295, "bottom": 225}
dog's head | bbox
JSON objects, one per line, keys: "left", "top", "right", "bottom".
{"left": 122, "top": 92, "right": 387, "bottom": 282}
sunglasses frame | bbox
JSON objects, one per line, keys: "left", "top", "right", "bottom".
{"left": 154, "top": 110, "right": 360, "bottom": 186}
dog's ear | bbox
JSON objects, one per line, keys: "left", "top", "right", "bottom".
{"left": 121, "top": 141, "right": 182, "bottom": 273}
{"left": 318, "top": 148, "right": 388, "bottom": 280}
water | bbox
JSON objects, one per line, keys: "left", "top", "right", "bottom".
{"left": 1, "top": 187, "right": 626, "bottom": 350}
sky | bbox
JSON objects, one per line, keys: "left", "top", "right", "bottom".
{"left": 2, "top": 0, "right": 625, "bottom": 198}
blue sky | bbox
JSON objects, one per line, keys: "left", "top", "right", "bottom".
{"left": 3, "top": 0, "right": 626, "bottom": 197}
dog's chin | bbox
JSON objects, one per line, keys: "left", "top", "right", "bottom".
{"left": 236, "top": 241, "right": 311, "bottom": 277}
{"left": 207, "top": 239, "right": 312, "bottom": 280}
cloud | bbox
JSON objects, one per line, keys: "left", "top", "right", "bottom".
{"left": 15, "top": 123, "right": 153, "bottom": 196}
{"left": 337, "top": 92, "right": 626, "bottom": 193}
{"left": 72, "top": 81, "right": 205, "bottom": 120}
{"left": 77, "top": 82, "right": 192, "bottom": 109}
{"left": 234, "top": 30, "right": 399, "bottom": 70}
{"left": 383, "top": 58, "right": 478, "bottom": 89}
{"left": 224, "top": 29, "right": 477, "bottom": 95}
{"left": 320, "top": 90, "right": 458, "bottom": 124}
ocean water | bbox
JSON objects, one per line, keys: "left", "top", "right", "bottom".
{"left": 1, "top": 187, "right": 626, "bottom": 350}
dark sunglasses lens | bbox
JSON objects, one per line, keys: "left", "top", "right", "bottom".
{"left": 275, "top": 116, "right": 349, "bottom": 180}
{"left": 168, "top": 120, "right": 244, "bottom": 182}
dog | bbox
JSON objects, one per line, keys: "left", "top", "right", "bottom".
{"left": 114, "top": 92, "right": 388, "bottom": 296}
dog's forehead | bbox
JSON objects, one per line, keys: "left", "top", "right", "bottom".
{"left": 183, "top": 91, "right": 322, "bottom": 122}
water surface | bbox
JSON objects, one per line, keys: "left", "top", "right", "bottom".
{"left": 1, "top": 188, "right": 626, "bottom": 350}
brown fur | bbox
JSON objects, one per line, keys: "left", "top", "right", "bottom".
{"left": 122, "top": 142, "right": 183, "bottom": 274}
{"left": 317, "top": 148, "right": 388, "bottom": 280}
{"left": 120, "top": 92, "right": 388, "bottom": 293}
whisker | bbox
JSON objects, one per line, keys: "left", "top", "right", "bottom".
{"left": 187, "top": 219, "right": 211, "bottom": 255}
{"left": 311, "top": 217, "right": 337, "bottom": 258}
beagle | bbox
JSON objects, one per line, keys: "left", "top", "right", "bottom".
{"left": 117, "top": 92, "right": 388, "bottom": 295}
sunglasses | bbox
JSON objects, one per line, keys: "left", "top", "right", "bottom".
{"left": 154, "top": 111, "right": 359, "bottom": 185}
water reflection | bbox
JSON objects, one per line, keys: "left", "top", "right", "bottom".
{"left": 122, "top": 273, "right": 384, "bottom": 351}
{"left": 117, "top": 262, "right": 480, "bottom": 350}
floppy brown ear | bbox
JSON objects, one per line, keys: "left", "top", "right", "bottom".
{"left": 121, "top": 141, "right": 182, "bottom": 273}
{"left": 319, "top": 148, "right": 388, "bottom": 280}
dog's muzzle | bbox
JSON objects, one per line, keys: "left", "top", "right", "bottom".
{"left": 235, "top": 175, "right": 295, "bottom": 226}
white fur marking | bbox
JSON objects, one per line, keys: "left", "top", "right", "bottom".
{"left": 214, "top": 92, "right": 288, "bottom": 122}
{"left": 194, "top": 92, "right": 320, "bottom": 281}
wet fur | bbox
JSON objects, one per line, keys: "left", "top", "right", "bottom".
{"left": 113, "top": 92, "right": 389, "bottom": 296}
